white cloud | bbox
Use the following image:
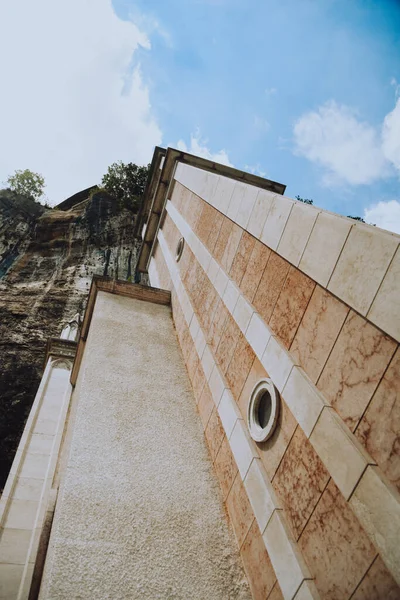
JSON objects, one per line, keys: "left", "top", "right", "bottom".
{"left": 244, "top": 164, "right": 267, "bottom": 178}
{"left": 364, "top": 200, "right": 400, "bottom": 234}
{"left": 293, "top": 101, "right": 387, "bottom": 185}
{"left": 177, "top": 131, "right": 233, "bottom": 166}
{"left": 0, "top": 0, "right": 162, "bottom": 204}
{"left": 253, "top": 115, "right": 270, "bottom": 134}
{"left": 382, "top": 98, "right": 400, "bottom": 172}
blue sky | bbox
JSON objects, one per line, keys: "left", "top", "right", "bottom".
{"left": 1, "top": 0, "right": 399, "bottom": 230}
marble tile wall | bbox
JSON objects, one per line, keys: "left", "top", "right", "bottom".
{"left": 150, "top": 175, "right": 400, "bottom": 599}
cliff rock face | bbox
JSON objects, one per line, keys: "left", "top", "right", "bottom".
{"left": 0, "top": 189, "right": 141, "bottom": 488}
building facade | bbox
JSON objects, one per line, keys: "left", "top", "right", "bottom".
{"left": 1, "top": 147, "right": 399, "bottom": 599}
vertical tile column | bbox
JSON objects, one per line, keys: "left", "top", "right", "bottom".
{"left": 0, "top": 342, "right": 76, "bottom": 600}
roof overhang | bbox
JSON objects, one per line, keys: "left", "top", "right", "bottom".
{"left": 136, "top": 147, "right": 286, "bottom": 274}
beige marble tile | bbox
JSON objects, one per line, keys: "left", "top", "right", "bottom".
{"left": 328, "top": 223, "right": 398, "bottom": 316}
{"left": 13, "top": 477, "right": 44, "bottom": 502}
{"left": 277, "top": 202, "right": 319, "bottom": 267}
{"left": 205, "top": 407, "right": 225, "bottom": 461}
{"left": 355, "top": 346, "right": 400, "bottom": 493}
{"left": 222, "top": 280, "right": 240, "bottom": 314}
{"left": 269, "top": 266, "right": 316, "bottom": 350}
{"left": 263, "top": 510, "right": 311, "bottom": 600}
{"left": 368, "top": 244, "right": 400, "bottom": 343}
{"left": 229, "top": 231, "right": 256, "bottom": 288}
{"left": 214, "top": 217, "right": 233, "bottom": 265}
{"left": 247, "top": 190, "right": 274, "bottom": 239}
{"left": 317, "top": 310, "right": 397, "bottom": 431}
{"left": 240, "top": 518, "right": 277, "bottom": 600}
{"left": 232, "top": 294, "right": 254, "bottom": 335}
{"left": 352, "top": 555, "right": 400, "bottom": 600}
{"left": 261, "top": 195, "right": 294, "bottom": 251}
{"left": 213, "top": 175, "right": 236, "bottom": 215}
{"left": 290, "top": 286, "right": 349, "bottom": 383}
{"left": 299, "top": 479, "right": 376, "bottom": 600}
{"left": 214, "top": 435, "right": 238, "bottom": 500}
{"left": 310, "top": 407, "right": 372, "bottom": 500}
{"left": 197, "top": 384, "right": 214, "bottom": 430}
{"left": 272, "top": 427, "right": 330, "bottom": 540}
{"left": 253, "top": 252, "right": 290, "bottom": 324}
{"left": 282, "top": 367, "right": 327, "bottom": 438}
{"left": 208, "top": 298, "right": 229, "bottom": 352}
{"left": 215, "top": 314, "right": 241, "bottom": 374}
{"left": 350, "top": 466, "right": 400, "bottom": 585}
{"left": 240, "top": 239, "right": 271, "bottom": 303}
{"left": 0, "top": 564, "right": 24, "bottom": 600}
{"left": 299, "top": 211, "right": 352, "bottom": 287}
{"left": 244, "top": 458, "right": 279, "bottom": 534}
{"left": 221, "top": 223, "right": 243, "bottom": 274}
{"left": 18, "top": 452, "right": 49, "bottom": 480}
{"left": 225, "top": 334, "right": 256, "bottom": 403}
{"left": 267, "top": 582, "right": 284, "bottom": 600}
{"left": 226, "top": 475, "right": 254, "bottom": 548}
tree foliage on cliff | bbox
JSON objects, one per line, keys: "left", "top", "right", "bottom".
{"left": 101, "top": 161, "right": 149, "bottom": 213}
{"left": 5, "top": 169, "right": 46, "bottom": 202}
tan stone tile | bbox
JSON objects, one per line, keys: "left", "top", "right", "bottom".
{"left": 215, "top": 314, "right": 241, "bottom": 374}
{"left": 205, "top": 407, "right": 225, "bottom": 461}
{"left": 208, "top": 298, "right": 229, "bottom": 351}
{"left": 226, "top": 474, "right": 254, "bottom": 548}
{"left": 198, "top": 384, "right": 214, "bottom": 430}
{"left": 178, "top": 244, "right": 194, "bottom": 282}
{"left": 214, "top": 217, "right": 233, "bottom": 265}
{"left": 4, "top": 499, "right": 39, "bottom": 530}
{"left": 267, "top": 582, "right": 284, "bottom": 600}
{"left": 205, "top": 209, "right": 224, "bottom": 254}
{"left": 185, "top": 192, "right": 204, "bottom": 232}
{"left": 352, "top": 555, "right": 400, "bottom": 600}
{"left": 0, "top": 564, "right": 24, "bottom": 599}
{"left": 199, "top": 285, "right": 219, "bottom": 334}
{"left": 328, "top": 223, "right": 398, "bottom": 316}
{"left": 282, "top": 366, "right": 327, "bottom": 438}
{"left": 195, "top": 200, "right": 215, "bottom": 243}
{"left": 240, "top": 518, "right": 277, "bottom": 600}
{"left": 253, "top": 252, "right": 290, "bottom": 324}
{"left": 270, "top": 267, "right": 315, "bottom": 349}
{"left": 230, "top": 419, "right": 259, "bottom": 479}
{"left": 214, "top": 435, "right": 238, "bottom": 500}
{"left": 0, "top": 528, "right": 32, "bottom": 564}
{"left": 272, "top": 427, "right": 330, "bottom": 539}
{"left": 186, "top": 344, "right": 199, "bottom": 385}
{"left": 240, "top": 240, "right": 271, "bottom": 303}
{"left": 229, "top": 231, "right": 256, "bottom": 288}
{"left": 221, "top": 223, "right": 243, "bottom": 274}
{"left": 299, "top": 210, "right": 352, "bottom": 287}
{"left": 225, "top": 334, "right": 256, "bottom": 403}
{"left": 317, "top": 310, "right": 397, "bottom": 431}
{"left": 192, "top": 362, "right": 206, "bottom": 403}
{"left": 290, "top": 286, "right": 350, "bottom": 383}
{"left": 299, "top": 479, "right": 376, "bottom": 600}
{"left": 355, "top": 347, "right": 400, "bottom": 493}
{"left": 368, "top": 245, "right": 400, "bottom": 343}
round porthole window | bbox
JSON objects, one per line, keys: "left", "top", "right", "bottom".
{"left": 248, "top": 379, "right": 280, "bottom": 442}
{"left": 175, "top": 237, "right": 185, "bottom": 262}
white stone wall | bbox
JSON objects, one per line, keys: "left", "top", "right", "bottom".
{"left": 40, "top": 291, "right": 250, "bottom": 599}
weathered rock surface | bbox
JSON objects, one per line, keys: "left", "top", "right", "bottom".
{"left": 0, "top": 189, "right": 141, "bottom": 488}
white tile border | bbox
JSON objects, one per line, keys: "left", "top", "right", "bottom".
{"left": 161, "top": 203, "right": 400, "bottom": 587}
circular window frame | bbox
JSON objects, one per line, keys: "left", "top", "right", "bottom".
{"left": 175, "top": 237, "right": 185, "bottom": 262}
{"left": 247, "top": 378, "right": 280, "bottom": 443}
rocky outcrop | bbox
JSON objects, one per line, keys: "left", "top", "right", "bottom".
{"left": 0, "top": 189, "right": 141, "bottom": 488}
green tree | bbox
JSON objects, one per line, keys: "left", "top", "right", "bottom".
{"left": 101, "top": 161, "right": 149, "bottom": 213}
{"left": 5, "top": 169, "right": 45, "bottom": 202}
{"left": 295, "top": 195, "right": 313, "bottom": 205}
